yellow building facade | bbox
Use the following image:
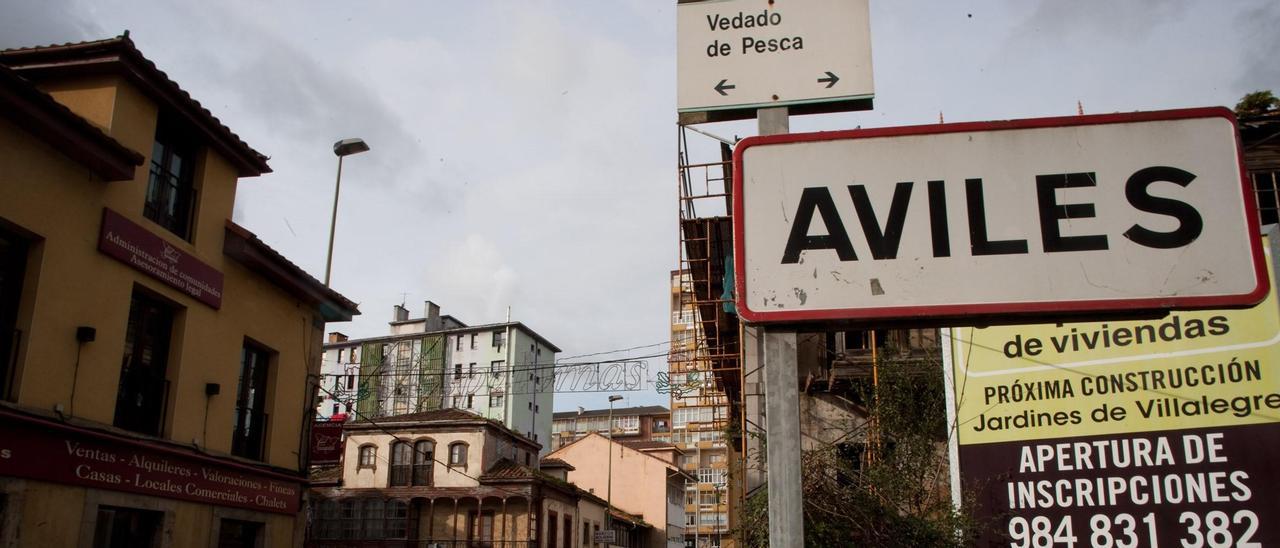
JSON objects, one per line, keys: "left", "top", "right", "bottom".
{"left": 0, "top": 36, "right": 358, "bottom": 547}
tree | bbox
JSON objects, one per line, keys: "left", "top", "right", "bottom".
{"left": 1235, "top": 90, "right": 1278, "bottom": 118}
{"left": 734, "top": 349, "right": 976, "bottom": 547}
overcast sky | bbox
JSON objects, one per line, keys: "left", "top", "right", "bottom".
{"left": 4, "top": 0, "right": 1276, "bottom": 412}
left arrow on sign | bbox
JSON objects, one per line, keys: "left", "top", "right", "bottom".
{"left": 714, "top": 79, "right": 736, "bottom": 96}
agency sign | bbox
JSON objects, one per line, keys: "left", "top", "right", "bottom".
{"left": 98, "top": 208, "right": 224, "bottom": 308}
{"left": 946, "top": 236, "right": 1280, "bottom": 546}
{"left": 733, "top": 108, "right": 1266, "bottom": 323}
{"left": 309, "top": 420, "right": 345, "bottom": 465}
{"left": 0, "top": 408, "right": 301, "bottom": 514}
{"left": 677, "top": 0, "right": 873, "bottom": 114}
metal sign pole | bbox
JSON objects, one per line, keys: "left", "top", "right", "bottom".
{"left": 759, "top": 106, "right": 804, "bottom": 548}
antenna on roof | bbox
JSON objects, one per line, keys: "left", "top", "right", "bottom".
{"left": 122, "top": 30, "right": 130, "bottom": 38}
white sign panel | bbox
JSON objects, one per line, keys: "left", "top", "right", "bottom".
{"left": 733, "top": 108, "right": 1268, "bottom": 323}
{"left": 677, "top": 0, "right": 873, "bottom": 113}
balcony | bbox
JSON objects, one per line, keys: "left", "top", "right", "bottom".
{"left": 113, "top": 374, "right": 170, "bottom": 437}
{"left": 231, "top": 407, "right": 269, "bottom": 460}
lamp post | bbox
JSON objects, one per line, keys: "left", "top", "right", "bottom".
{"left": 323, "top": 138, "right": 370, "bottom": 286}
{"left": 606, "top": 394, "right": 623, "bottom": 544}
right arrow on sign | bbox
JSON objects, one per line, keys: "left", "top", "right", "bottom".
{"left": 818, "top": 71, "right": 840, "bottom": 88}
{"left": 714, "top": 79, "right": 736, "bottom": 96}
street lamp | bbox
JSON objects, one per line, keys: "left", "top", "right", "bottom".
{"left": 606, "top": 394, "right": 623, "bottom": 544}
{"left": 323, "top": 138, "right": 370, "bottom": 286}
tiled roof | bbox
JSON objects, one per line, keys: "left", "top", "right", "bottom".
{"left": 347, "top": 408, "right": 539, "bottom": 450}
{"left": 552, "top": 405, "right": 669, "bottom": 420}
{"left": 308, "top": 465, "right": 342, "bottom": 485}
{"left": 223, "top": 221, "right": 359, "bottom": 322}
{"left": 479, "top": 458, "right": 541, "bottom": 481}
{"left": 538, "top": 457, "right": 574, "bottom": 470}
{"left": 480, "top": 459, "right": 612, "bottom": 509}
{"left": 0, "top": 34, "right": 270, "bottom": 176}
{"left": 360, "top": 408, "right": 485, "bottom": 424}
{"left": 0, "top": 63, "right": 142, "bottom": 180}
{"left": 620, "top": 440, "right": 679, "bottom": 452}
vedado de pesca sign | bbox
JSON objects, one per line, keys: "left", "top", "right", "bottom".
{"left": 703, "top": 9, "right": 802, "bottom": 57}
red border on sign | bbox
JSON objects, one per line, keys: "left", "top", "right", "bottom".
{"left": 731, "top": 106, "right": 1269, "bottom": 323}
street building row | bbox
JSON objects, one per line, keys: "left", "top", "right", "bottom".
{"left": 308, "top": 408, "right": 687, "bottom": 548}
{"left": 0, "top": 35, "right": 359, "bottom": 547}
{"left": 318, "top": 301, "right": 559, "bottom": 455}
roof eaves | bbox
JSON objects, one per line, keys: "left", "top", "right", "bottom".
{"left": 222, "top": 221, "right": 360, "bottom": 322}
{"left": 0, "top": 35, "right": 271, "bottom": 177}
{"left": 0, "top": 64, "right": 142, "bottom": 180}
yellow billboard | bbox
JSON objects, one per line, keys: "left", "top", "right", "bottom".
{"left": 951, "top": 246, "right": 1280, "bottom": 446}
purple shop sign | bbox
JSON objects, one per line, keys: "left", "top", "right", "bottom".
{"left": 309, "top": 420, "right": 345, "bottom": 465}
{"left": 98, "top": 208, "right": 223, "bottom": 308}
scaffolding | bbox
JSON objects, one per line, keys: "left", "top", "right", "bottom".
{"left": 673, "top": 126, "right": 745, "bottom": 547}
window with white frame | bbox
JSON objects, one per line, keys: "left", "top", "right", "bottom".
{"left": 699, "top": 491, "right": 717, "bottom": 507}
{"left": 611, "top": 415, "right": 639, "bottom": 433}
{"left": 697, "top": 468, "right": 726, "bottom": 484}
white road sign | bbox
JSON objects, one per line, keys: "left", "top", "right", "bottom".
{"left": 677, "top": 0, "right": 873, "bottom": 114}
{"left": 733, "top": 108, "right": 1268, "bottom": 323}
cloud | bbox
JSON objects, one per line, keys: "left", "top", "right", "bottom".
{"left": 0, "top": 0, "right": 102, "bottom": 49}
{"left": 1234, "top": 1, "right": 1280, "bottom": 94}
{"left": 424, "top": 234, "right": 518, "bottom": 322}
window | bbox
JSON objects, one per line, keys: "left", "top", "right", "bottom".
{"left": 331, "top": 404, "right": 339, "bottom": 415}
{"left": 115, "top": 290, "right": 175, "bottom": 436}
{"left": 465, "top": 394, "right": 474, "bottom": 408}
{"left": 92, "top": 505, "right": 163, "bottom": 548}
{"left": 389, "top": 441, "right": 412, "bottom": 486}
{"left": 0, "top": 228, "right": 28, "bottom": 401}
{"left": 469, "top": 510, "right": 495, "bottom": 547}
{"left": 583, "top": 522, "right": 591, "bottom": 547}
{"left": 216, "top": 519, "right": 262, "bottom": 548}
{"left": 611, "top": 415, "right": 639, "bottom": 433}
{"left": 386, "top": 501, "right": 408, "bottom": 538}
{"left": 312, "top": 498, "right": 408, "bottom": 540}
{"left": 699, "top": 491, "right": 718, "bottom": 507}
{"left": 452, "top": 395, "right": 463, "bottom": 408}
{"left": 456, "top": 336, "right": 462, "bottom": 351}
{"left": 492, "top": 330, "right": 505, "bottom": 349}
{"left": 710, "top": 453, "right": 726, "bottom": 464}
{"left": 470, "top": 333, "right": 477, "bottom": 349}
{"left": 685, "top": 489, "right": 696, "bottom": 506}
{"left": 413, "top": 440, "right": 434, "bottom": 486}
{"left": 358, "top": 444, "right": 377, "bottom": 469}
{"left": 697, "top": 468, "right": 727, "bottom": 484}
{"left": 144, "top": 118, "right": 197, "bottom": 239}
{"left": 489, "top": 393, "right": 504, "bottom": 407}
{"left": 547, "top": 510, "right": 558, "bottom": 548}
{"left": 564, "top": 514, "right": 573, "bottom": 548}
{"left": 232, "top": 341, "right": 270, "bottom": 460}
{"left": 685, "top": 513, "right": 696, "bottom": 527}
{"left": 468, "top": 362, "right": 476, "bottom": 378}
{"left": 491, "top": 360, "right": 504, "bottom": 377}
{"left": 448, "top": 442, "right": 468, "bottom": 467}
{"left": 454, "top": 363, "right": 463, "bottom": 380}
{"left": 346, "top": 375, "right": 354, "bottom": 390}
